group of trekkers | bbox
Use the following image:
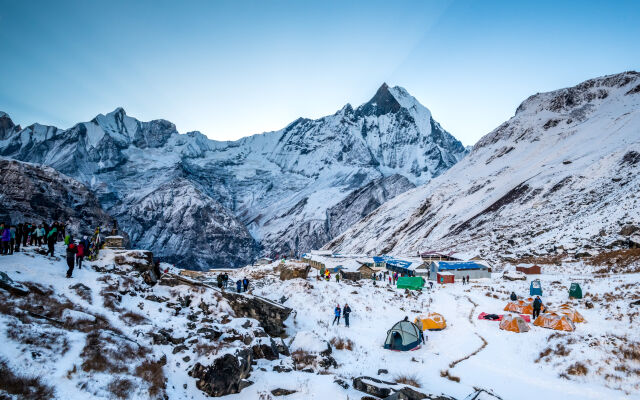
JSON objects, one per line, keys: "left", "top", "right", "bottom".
{"left": 0, "top": 221, "right": 66, "bottom": 256}
{"left": 461, "top": 275, "right": 471, "bottom": 285}
{"left": 0, "top": 220, "right": 103, "bottom": 279}
{"left": 332, "top": 303, "right": 352, "bottom": 327}
{"left": 216, "top": 273, "right": 250, "bottom": 293}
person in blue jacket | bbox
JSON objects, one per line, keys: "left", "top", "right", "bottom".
{"left": 236, "top": 279, "right": 242, "bottom": 293}
{"left": 332, "top": 304, "right": 341, "bottom": 325}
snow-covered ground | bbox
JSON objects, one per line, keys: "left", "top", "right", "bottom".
{"left": 1, "top": 245, "right": 639, "bottom": 399}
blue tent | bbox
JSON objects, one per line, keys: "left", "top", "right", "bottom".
{"left": 530, "top": 279, "right": 543, "bottom": 296}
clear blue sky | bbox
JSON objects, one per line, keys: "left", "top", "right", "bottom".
{"left": 1, "top": 0, "right": 639, "bottom": 145}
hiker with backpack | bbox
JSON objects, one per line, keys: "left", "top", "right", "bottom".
{"left": 66, "top": 239, "right": 78, "bottom": 278}
{"left": 332, "top": 304, "right": 341, "bottom": 326}
{"left": 242, "top": 277, "right": 249, "bottom": 292}
{"left": 343, "top": 303, "right": 351, "bottom": 327}
{"left": 533, "top": 296, "right": 543, "bottom": 319}
{"left": 236, "top": 279, "right": 242, "bottom": 293}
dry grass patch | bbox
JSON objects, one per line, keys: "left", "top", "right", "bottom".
{"left": 120, "top": 311, "right": 150, "bottom": 325}
{"left": 330, "top": 337, "right": 354, "bottom": 351}
{"left": 440, "top": 369, "right": 460, "bottom": 382}
{"left": 0, "top": 358, "right": 55, "bottom": 400}
{"left": 194, "top": 341, "right": 224, "bottom": 357}
{"left": 80, "top": 331, "right": 149, "bottom": 374}
{"left": 108, "top": 377, "right": 135, "bottom": 399}
{"left": 588, "top": 249, "right": 640, "bottom": 273}
{"left": 291, "top": 350, "right": 316, "bottom": 369}
{"left": 6, "top": 320, "right": 70, "bottom": 355}
{"left": 566, "top": 362, "right": 589, "bottom": 376}
{"left": 135, "top": 359, "right": 167, "bottom": 397}
{"left": 394, "top": 374, "right": 421, "bottom": 388}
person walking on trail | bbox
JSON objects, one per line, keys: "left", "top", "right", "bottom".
{"left": 466, "top": 275, "right": 470, "bottom": 284}
{"left": 533, "top": 296, "right": 543, "bottom": 319}
{"left": 1, "top": 223, "right": 11, "bottom": 255}
{"left": 223, "top": 273, "right": 229, "bottom": 289}
{"left": 66, "top": 241, "right": 78, "bottom": 278}
{"left": 236, "top": 279, "right": 242, "bottom": 293}
{"left": 336, "top": 273, "right": 340, "bottom": 283}
{"left": 343, "top": 303, "right": 351, "bottom": 327}
{"left": 14, "top": 224, "right": 22, "bottom": 252}
{"left": 9, "top": 225, "right": 16, "bottom": 255}
{"left": 76, "top": 240, "right": 85, "bottom": 269}
{"left": 242, "top": 277, "right": 249, "bottom": 292}
{"left": 47, "top": 223, "right": 57, "bottom": 257}
{"left": 217, "top": 274, "right": 224, "bottom": 288}
{"left": 332, "top": 305, "right": 341, "bottom": 326}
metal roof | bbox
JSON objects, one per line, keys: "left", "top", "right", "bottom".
{"left": 434, "top": 261, "right": 488, "bottom": 270}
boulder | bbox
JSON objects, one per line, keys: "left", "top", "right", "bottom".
{"left": 114, "top": 250, "right": 154, "bottom": 272}
{"left": 0, "top": 272, "right": 29, "bottom": 296}
{"left": 502, "top": 270, "right": 526, "bottom": 281}
{"left": 279, "top": 263, "right": 311, "bottom": 281}
{"left": 353, "top": 376, "right": 397, "bottom": 398}
{"left": 190, "top": 349, "right": 253, "bottom": 397}
{"left": 251, "top": 341, "right": 279, "bottom": 361}
{"left": 272, "top": 388, "right": 297, "bottom": 396}
{"left": 220, "top": 291, "right": 292, "bottom": 337}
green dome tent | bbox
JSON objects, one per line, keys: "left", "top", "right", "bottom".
{"left": 384, "top": 320, "right": 423, "bottom": 351}
{"left": 396, "top": 276, "right": 425, "bottom": 290}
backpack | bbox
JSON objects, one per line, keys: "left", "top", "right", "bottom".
{"left": 77, "top": 244, "right": 84, "bottom": 257}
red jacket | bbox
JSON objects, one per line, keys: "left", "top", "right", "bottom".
{"left": 77, "top": 243, "right": 85, "bottom": 257}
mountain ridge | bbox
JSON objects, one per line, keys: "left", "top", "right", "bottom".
{"left": 0, "top": 83, "right": 468, "bottom": 268}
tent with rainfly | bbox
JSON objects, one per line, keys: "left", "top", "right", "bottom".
{"left": 414, "top": 313, "right": 447, "bottom": 331}
{"left": 397, "top": 276, "right": 425, "bottom": 290}
{"left": 533, "top": 313, "right": 575, "bottom": 331}
{"left": 384, "top": 320, "right": 423, "bottom": 351}
{"left": 499, "top": 315, "right": 530, "bottom": 333}
{"left": 569, "top": 283, "right": 583, "bottom": 299}
{"left": 530, "top": 279, "right": 543, "bottom": 296}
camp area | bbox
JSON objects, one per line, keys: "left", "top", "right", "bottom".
{"left": 235, "top": 251, "right": 636, "bottom": 399}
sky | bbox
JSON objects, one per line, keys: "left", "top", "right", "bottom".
{"left": 1, "top": 0, "right": 639, "bottom": 146}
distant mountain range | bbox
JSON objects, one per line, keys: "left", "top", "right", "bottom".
{"left": 0, "top": 83, "right": 468, "bottom": 269}
{"left": 326, "top": 71, "right": 640, "bottom": 263}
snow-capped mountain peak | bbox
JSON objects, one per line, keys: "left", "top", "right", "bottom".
{"left": 0, "top": 84, "right": 468, "bottom": 268}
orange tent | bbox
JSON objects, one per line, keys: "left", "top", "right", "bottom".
{"left": 533, "top": 313, "right": 575, "bottom": 331}
{"left": 414, "top": 313, "right": 447, "bottom": 331}
{"left": 504, "top": 299, "right": 533, "bottom": 315}
{"left": 555, "top": 304, "right": 585, "bottom": 323}
{"left": 499, "top": 315, "right": 530, "bottom": 333}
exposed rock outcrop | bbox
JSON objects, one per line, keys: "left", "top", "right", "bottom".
{"left": 220, "top": 291, "right": 292, "bottom": 337}
{"left": 0, "top": 158, "right": 116, "bottom": 238}
{"left": 279, "top": 263, "right": 311, "bottom": 280}
{"left": 189, "top": 349, "right": 253, "bottom": 397}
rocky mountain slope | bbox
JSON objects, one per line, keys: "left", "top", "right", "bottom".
{"left": 326, "top": 71, "right": 640, "bottom": 261}
{"left": 0, "top": 158, "right": 115, "bottom": 237}
{"left": 0, "top": 84, "right": 467, "bottom": 268}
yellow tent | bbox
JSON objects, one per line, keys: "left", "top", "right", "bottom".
{"left": 499, "top": 315, "right": 530, "bottom": 333}
{"left": 414, "top": 312, "right": 447, "bottom": 331}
